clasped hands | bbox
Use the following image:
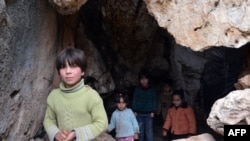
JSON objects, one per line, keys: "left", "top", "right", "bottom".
{"left": 55, "top": 130, "right": 76, "bottom": 141}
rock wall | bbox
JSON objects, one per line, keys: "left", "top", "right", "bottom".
{"left": 1, "top": 0, "right": 250, "bottom": 140}
{"left": 0, "top": 1, "right": 57, "bottom": 140}
{"left": 207, "top": 89, "right": 250, "bottom": 135}
{"left": 145, "top": 0, "right": 250, "bottom": 51}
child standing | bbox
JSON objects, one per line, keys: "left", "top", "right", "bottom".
{"left": 108, "top": 93, "right": 139, "bottom": 141}
{"left": 157, "top": 79, "right": 173, "bottom": 121}
{"left": 43, "top": 48, "right": 108, "bottom": 141}
{"left": 132, "top": 68, "right": 157, "bottom": 141}
{"left": 162, "top": 90, "right": 197, "bottom": 140}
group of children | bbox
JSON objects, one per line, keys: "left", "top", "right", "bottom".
{"left": 43, "top": 48, "right": 197, "bottom": 141}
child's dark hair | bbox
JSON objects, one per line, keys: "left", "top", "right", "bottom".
{"left": 170, "top": 90, "right": 188, "bottom": 108}
{"left": 163, "top": 78, "right": 173, "bottom": 86}
{"left": 56, "top": 48, "right": 87, "bottom": 72}
{"left": 114, "top": 93, "right": 129, "bottom": 103}
{"left": 138, "top": 68, "right": 151, "bottom": 80}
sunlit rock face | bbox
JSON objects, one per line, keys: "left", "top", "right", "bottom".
{"left": 234, "top": 74, "right": 250, "bottom": 89}
{"left": 207, "top": 89, "right": 250, "bottom": 135}
{"left": 48, "top": 0, "right": 87, "bottom": 15}
{"left": 144, "top": 0, "right": 250, "bottom": 51}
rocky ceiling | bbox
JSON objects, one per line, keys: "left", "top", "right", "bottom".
{"left": 0, "top": 0, "right": 250, "bottom": 140}
{"left": 146, "top": 0, "right": 250, "bottom": 51}
{"left": 51, "top": 0, "right": 250, "bottom": 51}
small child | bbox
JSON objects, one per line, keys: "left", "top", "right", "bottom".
{"left": 108, "top": 93, "right": 139, "bottom": 141}
{"left": 162, "top": 90, "right": 197, "bottom": 140}
{"left": 43, "top": 48, "right": 108, "bottom": 141}
{"left": 157, "top": 79, "right": 173, "bottom": 121}
{"left": 132, "top": 68, "right": 157, "bottom": 141}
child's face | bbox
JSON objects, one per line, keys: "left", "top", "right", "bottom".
{"left": 59, "top": 61, "right": 83, "bottom": 88}
{"left": 173, "top": 95, "right": 182, "bottom": 107}
{"left": 140, "top": 77, "right": 149, "bottom": 86}
{"left": 117, "top": 98, "right": 127, "bottom": 111}
{"left": 163, "top": 84, "right": 171, "bottom": 92}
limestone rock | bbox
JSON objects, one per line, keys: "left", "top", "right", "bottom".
{"left": 173, "top": 133, "right": 215, "bottom": 141}
{"left": 93, "top": 132, "right": 115, "bottom": 141}
{"left": 234, "top": 74, "right": 250, "bottom": 90}
{"left": 206, "top": 89, "right": 250, "bottom": 135}
{"left": 145, "top": 0, "right": 250, "bottom": 51}
{"left": 48, "top": 0, "right": 87, "bottom": 15}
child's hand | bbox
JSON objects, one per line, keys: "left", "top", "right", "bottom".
{"left": 55, "top": 130, "right": 70, "bottom": 141}
{"left": 150, "top": 112, "right": 154, "bottom": 118}
{"left": 134, "top": 133, "right": 139, "bottom": 139}
{"left": 64, "top": 131, "right": 76, "bottom": 141}
{"left": 162, "top": 130, "right": 167, "bottom": 136}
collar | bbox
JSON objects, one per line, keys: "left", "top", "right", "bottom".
{"left": 60, "top": 79, "right": 84, "bottom": 93}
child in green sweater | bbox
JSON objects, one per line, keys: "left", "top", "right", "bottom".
{"left": 43, "top": 48, "right": 108, "bottom": 141}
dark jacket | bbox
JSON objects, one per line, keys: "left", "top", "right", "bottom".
{"left": 132, "top": 87, "right": 157, "bottom": 114}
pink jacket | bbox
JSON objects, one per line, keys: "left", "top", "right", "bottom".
{"left": 163, "top": 106, "right": 196, "bottom": 135}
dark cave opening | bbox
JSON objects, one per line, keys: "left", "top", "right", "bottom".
{"left": 75, "top": 0, "right": 250, "bottom": 140}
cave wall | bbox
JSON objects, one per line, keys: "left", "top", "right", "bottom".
{"left": 0, "top": 0, "right": 57, "bottom": 140}
{"left": 201, "top": 45, "right": 247, "bottom": 116}
{"left": 78, "top": 0, "right": 171, "bottom": 92}
{"left": 0, "top": 0, "right": 249, "bottom": 140}
{"left": 145, "top": 0, "right": 250, "bottom": 51}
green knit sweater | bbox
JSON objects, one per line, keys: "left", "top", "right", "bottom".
{"left": 43, "top": 79, "right": 108, "bottom": 141}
